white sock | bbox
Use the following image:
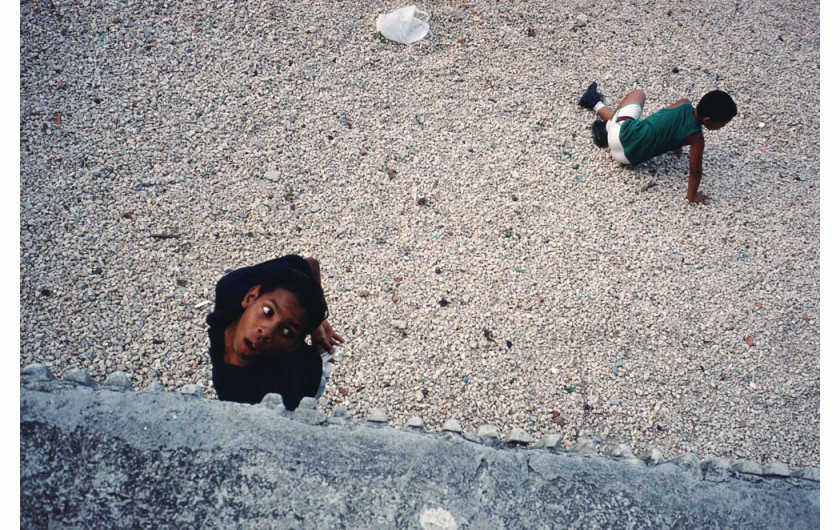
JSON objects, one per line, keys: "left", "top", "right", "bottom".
{"left": 593, "top": 101, "right": 605, "bottom": 113}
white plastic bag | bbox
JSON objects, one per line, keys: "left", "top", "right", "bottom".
{"left": 376, "top": 5, "right": 430, "bottom": 44}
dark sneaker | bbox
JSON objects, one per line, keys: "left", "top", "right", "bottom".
{"left": 578, "top": 82, "right": 602, "bottom": 110}
{"left": 591, "top": 120, "right": 608, "bottom": 148}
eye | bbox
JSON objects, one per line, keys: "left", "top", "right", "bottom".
{"left": 282, "top": 328, "right": 292, "bottom": 337}
{"left": 262, "top": 305, "right": 273, "bottom": 317}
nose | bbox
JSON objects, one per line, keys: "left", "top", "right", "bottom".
{"left": 257, "top": 322, "right": 278, "bottom": 340}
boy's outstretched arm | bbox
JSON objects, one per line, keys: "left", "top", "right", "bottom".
{"left": 685, "top": 132, "right": 708, "bottom": 204}
{"left": 304, "top": 258, "right": 345, "bottom": 353}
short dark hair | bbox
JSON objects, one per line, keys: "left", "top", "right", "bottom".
{"left": 696, "top": 90, "right": 737, "bottom": 123}
{"left": 259, "top": 268, "right": 328, "bottom": 334}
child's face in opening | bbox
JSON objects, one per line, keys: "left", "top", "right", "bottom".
{"left": 226, "top": 286, "right": 309, "bottom": 364}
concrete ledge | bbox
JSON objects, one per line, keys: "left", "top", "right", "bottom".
{"left": 20, "top": 370, "right": 819, "bottom": 528}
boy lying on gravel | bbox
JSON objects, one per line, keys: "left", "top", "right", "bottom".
{"left": 579, "top": 83, "right": 737, "bottom": 204}
{"left": 206, "top": 255, "right": 344, "bottom": 409}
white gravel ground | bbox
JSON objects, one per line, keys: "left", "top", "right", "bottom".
{"left": 20, "top": 0, "right": 819, "bottom": 467}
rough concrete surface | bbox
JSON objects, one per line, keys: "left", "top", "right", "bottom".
{"left": 21, "top": 372, "right": 819, "bottom": 529}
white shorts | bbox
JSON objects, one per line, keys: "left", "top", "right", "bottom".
{"left": 606, "top": 103, "right": 642, "bottom": 165}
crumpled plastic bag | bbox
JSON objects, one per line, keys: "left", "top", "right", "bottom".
{"left": 376, "top": 5, "right": 430, "bottom": 44}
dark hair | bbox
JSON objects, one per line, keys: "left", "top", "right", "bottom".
{"left": 696, "top": 90, "right": 737, "bottom": 123}
{"left": 591, "top": 120, "right": 608, "bottom": 148}
{"left": 259, "top": 268, "right": 328, "bottom": 334}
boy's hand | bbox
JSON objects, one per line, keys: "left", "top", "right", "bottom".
{"left": 688, "top": 190, "right": 710, "bottom": 205}
{"left": 311, "top": 320, "right": 345, "bottom": 354}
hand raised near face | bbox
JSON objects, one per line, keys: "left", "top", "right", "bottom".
{"left": 310, "top": 320, "right": 345, "bottom": 354}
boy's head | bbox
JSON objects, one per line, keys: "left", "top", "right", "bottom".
{"left": 696, "top": 90, "right": 737, "bottom": 130}
{"left": 258, "top": 268, "right": 328, "bottom": 333}
{"left": 228, "top": 269, "right": 327, "bottom": 362}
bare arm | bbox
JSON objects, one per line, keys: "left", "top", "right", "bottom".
{"left": 685, "top": 132, "right": 707, "bottom": 203}
{"left": 304, "top": 257, "right": 345, "bottom": 353}
{"left": 304, "top": 258, "right": 322, "bottom": 285}
{"left": 666, "top": 98, "right": 691, "bottom": 109}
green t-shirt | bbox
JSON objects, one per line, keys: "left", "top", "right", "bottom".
{"left": 618, "top": 102, "right": 702, "bottom": 165}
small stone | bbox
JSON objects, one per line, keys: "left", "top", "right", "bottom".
{"left": 639, "top": 448, "right": 664, "bottom": 466}
{"left": 442, "top": 419, "right": 462, "bottom": 433}
{"left": 21, "top": 363, "right": 55, "bottom": 381}
{"left": 701, "top": 457, "right": 732, "bottom": 472}
{"left": 792, "top": 466, "right": 820, "bottom": 481}
{"left": 502, "top": 428, "right": 531, "bottom": 444}
{"left": 419, "top": 508, "right": 457, "bottom": 530}
{"left": 390, "top": 320, "right": 407, "bottom": 331}
{"left": 293, "top": 408, "right": 327, "bottom": 425}
{"left": 103, "top": 371, "right": 133, "bottom": 391}
{"left": 63, "top": 368, "right": 96, "bottom": 387}
{"left": 603, "top": 443, "right": 635, "bottom": 459}
{"left": 142, "top": 381, "right": 165, "bottom": 393}
{"left": 732, "top": 460, "right": 763, "bottom": 475}
{"left": 569, "top": 438, "right": 597, "bottom": 456}
{"left": 368, "top": 407, "right": 388, "bottom": 422}
{"left": 332, "top": 406, "right": 348, "bottom": 418}
{"left": 179, "top": 384, "right": 204, "bottom": 397}
{"left": 761, "top": 462, "right": 791, "bottom": 477}
{"left": 668, "top": 453, "right": 700, "bottom": 469}
{"left": 357, "top": 289, "right": 370, "bottom": 297}
{"left": 476, "top": 424, "right": 500, "bottom": 439}
{"left": 261, "top": 393, "right": 285, "bottom": 409}
{"left": 298, "top": 397, "right": 317, "bottom": 410}
{"left": 405, "top": 416, "right": 425, "bottom": 429}
{"left": 535, "top": 433, "right": 562, "bottom": 449}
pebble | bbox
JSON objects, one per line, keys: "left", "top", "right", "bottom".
{"left": 143, "top": 381, "right": 165, "bottom": 393}
{"left": 261, "top": 393, "right": 285, "bottom": 410}
{"left": 668, "top": 453, "right": 700, "bottom": 469}
{"left": 503, "top": 428, "right": 532, "bottom": 445}
{"left": 536, "top": 433, "right": 562, "bottom": 449}
{"left": 700, "top": 457, "right": 732, "bottom": 472}
{"left": 640, "top": 448, "right": 665, "bottom": 466}
{"left": 103, "top": 371, "right": 133, "bottom": 391}
{"left": 21, "top": 363, "right": 54, "bottom": 381}
{"left": 179, "top": 384, "right": 204, "bottom": 397}
{"left": 761, "top": 462, "right": 791, "bottom": 477}
{"left": 442, "top": 419, "right": 462, "bottom": 433}
{"left": 732, "top": 460, "right": 763, "bottom": 475}
{"left": 63, "top": 368, "right": 95, "bottom": 387}
{"left": 368, "top": 408, "right": 388, "bottom": 423}
{"left": 298, "top": 397, "right": 318, "bottom": 410}
{"left": 477, "top": 424, "right": 501, "bottom": 440}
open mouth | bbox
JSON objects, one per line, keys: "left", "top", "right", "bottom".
{"left": 244, "top": 338, "right": 258, "bottom": 355}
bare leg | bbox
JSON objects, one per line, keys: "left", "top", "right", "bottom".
{"left": 597, "top": 89, "right": 646, "bottom": 121}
